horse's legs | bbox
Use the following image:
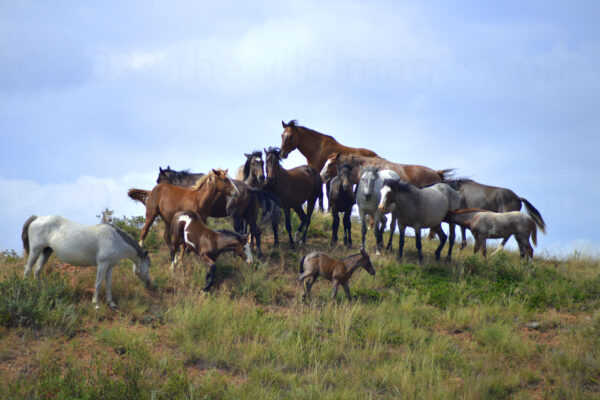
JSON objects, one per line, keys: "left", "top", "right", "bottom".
{"left": 249, "top": 218, "right": 262, "bottom": 258}
{"left": 302, "top": 196, "right": 317, "bottom": 244}
{"left": 331, "top": 279, "right": 340, "bottom": 301}
{"left": 431, "top": 225, "right": 447, "bottom": 261}
{"left": 386, "top": 214, "right": 396, "bottom": 251}
{"left": 139, "top": 212, "right": 158, "bottom": 247}
{"left": 33, "top": 247, "right": 53, "bottom": 279}
{"left": 23, "top": 246, "right": 44, "bottom": 277}
{"left": 343, "top": 209, "right": 352, "bottom": 248}
{"left": 445, "top": 223, "right": 456, "bottom": 262}
{"left": 201, "top": 255, "right": 217, "bottom": 291}
{"left": 374, "top": 211, "right": 383, "bottom": 256}
{"left": 415, "top": 228, "right": 424, "bottom": 264}
{"left": 293, "top": 206, "right": 308, "bottom": 245}
{"left": 342, "top": 283, "right": 352, "bottom": 302}
{"left": 93, "top": 263, "right": 110, "bottom": 309}
{"left": 360, "top": 210, "right": 368, "bottom": 251}
{"left": 397, "top": 226, "right": 406, "bottom": 261}
{"left": 480, "top": 236, "right": 488, "bottom": 258}
{"left": 491, "top": 236, "right": 511, "bottom": 256}
{"left": 105, "top": 265, "right": 117, "bottom": 309}
{"left": 460, "top": 226, "right": 468, "bottom": 250}
{"left": 283, "top": 208, "right": 295, "bottom": 249}
{"left": 331, "top": 210, "right": 340, "bottom": 247}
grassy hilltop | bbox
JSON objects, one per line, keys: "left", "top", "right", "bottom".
{"left": 1, "top": 211, "right": 599, "bottom": 399}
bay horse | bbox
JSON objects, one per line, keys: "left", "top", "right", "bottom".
{"left": 264, "top": 147, "right": 322, "bottom": 249}
{"left": 235, "top": 151, "right": 265, "bottom": 187}
{"left": 445, "top": 209, "right": 539, "bottom": 261}
{"left": 320, "top": 152, "right": 453, "bottom": 187}
{"left": 22, "top": 215, "right": 153, "bottom": 309}
{"left": 279, "top": 120, "right": 378, "bottom": 211}
{"left": 298, "top": 249, "right": 375, "bottom": 302}
{"left": 329, "top": 163, "right": 355, "bottom": 248}
{"left": 157, "top": 166, "right": 205, "bottom": 187}
{"left": 170, "top": 210, "right": 253, "bottom": 291}
{"left": 445, "top": 179, "right": 546, "bottom": 252}
{"left": 356, "top": 166, "right": 400, "bottom": 255}
{"left": 128, "top": 169, "right": 238, "bottom": 248}
{"left": 378, "top": 179, "right": 460, "bottom": 263}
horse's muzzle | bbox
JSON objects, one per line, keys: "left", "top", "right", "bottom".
{"left": 378, "top": 205, "right": 385, "bottom": 213}
{"left": 281, "top": 151, "right": 288, "bottom": 159}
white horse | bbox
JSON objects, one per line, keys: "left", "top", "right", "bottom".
{"left": 379, "top": 180, "right": 460, "bottom": 263}
{"left": 356, "top": 166, "right": 400, "bottom": 255}
{"left": 22, "top": 215, "right": 153, "bottom": 309}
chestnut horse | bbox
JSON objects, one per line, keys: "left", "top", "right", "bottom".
{"left": 128, "top": 169, "right": 238, "bottom": 248}
{"left": 264, "top": 147, "right": 322, "bottom": 249}
{"left": 279, "top": 120, "right": 378, "bottom": 210}
{"left": 170, "top": 210, "right": 252, "bottom": 291}
{"left": 320, "top": 152, "right": 453, "bottom": 187}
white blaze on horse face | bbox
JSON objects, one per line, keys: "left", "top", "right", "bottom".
{"left": 379, "top": 186, "right": 392, "bottom": 212}
{"left": 244, "top": 243, "right": 253, "bottom": 264}
{"left": 320, "top": 159, "right": 332, "bottom": 180}
{"left": 179, "top": 214, "right": 196, "bottom": 250}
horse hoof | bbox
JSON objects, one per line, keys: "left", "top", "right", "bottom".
{"left": 109, "top": 304, "right": 118, "bottom": 311}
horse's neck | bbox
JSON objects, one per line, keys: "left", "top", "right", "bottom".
{"left": 297, "top": 128, "right": 336, "bottom": 166}
{"left": 195, "top": 183, "right": 218, "bottom": 215}
{"left": 450, "top": 212, "right": 475, "bottom": 227}
{"left": 343, "top": 255, "right": 363, "bottom": 277}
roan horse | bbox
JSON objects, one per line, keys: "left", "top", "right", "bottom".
{"left": 22, "top": 215, "right": 153, "bottom": 309}
{"left": 279, "top": 120, "right": 378, "bottom": 210}
{"left": 157, "top": 166, "right": 205, "bottom": 187}
{"left": 445, "top": 179, "right": 546, "bottom": 252}
{"left": 170, "top": 210, "right": 253, "bottom": 291}
{"left": 329, "top": 163, "right": 355, "bottom": 248}
{"left": 445, "top": 209, "right": 540, "bottom": 261}
{"left": 378, "top": 179, "right": 460, "bottom": 263}
{"left": 264, "top": 147, "right": 322, "bottom": 249}
{"left": 128, "top": 169, "right": 239, "bottom": 248}
{"left": 235, "top": 151, "right": 266, "bottom": 187}
{"left": 298, "top": 249, "right": 376, "bottom": 302}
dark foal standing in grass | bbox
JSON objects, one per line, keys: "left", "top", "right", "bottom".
{"left": 299, "top": 249, "right": 376, "bottom": 302}
{"left": 329, "top": 163, "right": 355, "bottom": 248}
{"left": 264, "top": 147, "right": 322, "bottom": 249}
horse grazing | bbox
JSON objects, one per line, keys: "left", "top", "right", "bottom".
{"left": 329, "top": 163, "right": 356, "bottom": 248}
{"left": 170, "top": 211, "right": 253, "bottom": 291}
{"left": 445, "top": 209, "right": 539, "bottom": 261}
{"left": 320, "top": 152, "right": 452, "bottom": 187}
{"left": 298, "top": 249, "right": 375, "bottom": 302}
{"left": 379, "top": 179, "right": 460, "bottom": 263}
{"left": 22, "top": 215, "right": 153, "bottom": 309}
{"left": 279, "top": 119, "right": 378, "bottom": 210}
{"left": 264, "top": 147, "right": 322, "bottom": 249}
{"left": 235, "top": 151, "right": 265, "bottom": 187}
{"left": 445, "top": 179, "right": 546, "bottom": 252}
{"left": 157, "top": 166, "right": 205, "bottom": 187}
{"left": 128, "top": 169, "right": 238, "bottom": 248}
{"left": 356, "top": 166, "right": 400, "bottom": 255}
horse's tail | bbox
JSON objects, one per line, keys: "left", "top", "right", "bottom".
{"left": 128, "top": 188, "right": 150, "bottom": 205}
{"left": 253, "top": 189, "right": 281, "bottom": 232}
{"left": 531, "top": 224, "right": 538, "bottom": 247}
{"left": 21, "top": 215, "right": 37, "bottom": 256}
{"left": 520, "top": 197, "right": 546, "bottom": 234}
{"left": 437, "top": 168, "right": 455, "bottom": 181}
{"left": 299, "top": 254, "right": 307, "bottom": 274}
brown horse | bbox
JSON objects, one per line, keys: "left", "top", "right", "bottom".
{"left": 156, "top": 166, "right": 205, "bottom": 187}
{"left": 445, "top": 208, "right": 540, "bottom": 261}
{"left": 279, "top": 120, "right": 378, "bottom": 210}
{"left": 128, "top": 169, "right": 238, "bottom": 248}
{"left": 264, "top": 147, "right": 322, "bottom": 249}
{"left": 170, "top": 210, "right": 252, "bottom": 291}
{"left": 298, "top": 249, "right": 375, "bottom": 302}
{"left": 235, "top": 151, "right": 265, "bottom": 187}
{"left": 320, "top": 152, "right": 453, "bottom": 187}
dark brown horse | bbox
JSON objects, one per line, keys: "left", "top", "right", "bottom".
{"left": 128, "top": 169, "right": 238, "bottom": 248}
{"left": 329, "top": 163, "right": 355, "bottom": 248}
{"left": 446, "top": 179, "right": 546, "bottom": 252}
{"left": 157, "top": 166, "right": 205, "bottom": 187}
{"left": 170, "top": 210, "right": 252, "bottom": 291}
{"left": 279, "top": 120, "right": 378, "bottom": 210}
{"left": 235, "top": 151, "right": 265, "bottom": 187}
{"left": 264, "top": 147, "right": 322, "bottom": 249}
{"left": 298, "top": 249, "right": 375, "bottom": 302}
{"left": 320, "top": 152, "right": 453, "bottom": 187}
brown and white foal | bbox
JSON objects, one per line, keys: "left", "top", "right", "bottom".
{"left": 170, "top": 210, "right": 253, "bottom": 291}
{"left": 298, "top": 249, "right": 375, "bottom": 302}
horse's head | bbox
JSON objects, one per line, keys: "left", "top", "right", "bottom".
{"left": 320, "top": 153, "right": 340, "bottom": 183}
{"left": 234, "top": 234, "right": 253, "bottom": 265}
{"left": 280, "top": 120, "right": 299, "bottom": 159}
{"left": 133, "top": 249, "right": 154, "bottom": 289}
{"left": 378, "top": 178, "right": 400, "bottom": 213}
{"left": 360, "top": 166, "right": 379, "bottom": 201}
{"left": 244, "top": 151, "right": 265, "bottom": 185}
{"left": 339, "top": 162, "right": 353, "bottom": 192}
{"left": 264, "top": 147, "right": 282, "bottom": 185}
{"left": 211, "top": 169, "right": 239, "bottom": 198}
{"left": 157, "top": 166, "right": 173, "bottom": 184}
{"left": 360, "top": 248, "right": 376, "bottom": 276}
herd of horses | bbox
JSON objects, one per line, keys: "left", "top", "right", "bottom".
{"left": 20, "top": 120, "right": 547, "bottom": 307}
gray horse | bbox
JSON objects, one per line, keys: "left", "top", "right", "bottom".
{"left": 356, "top": 166, "right": 400, "bottom": 255}
{"left": 445, "top": 179, "right": 546, "bottom": 252}
{"left": 379, "top": 179, "right": 460, "bottom": 263}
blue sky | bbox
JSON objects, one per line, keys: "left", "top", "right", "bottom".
{"left": 1, "top": 1, "right": 599, "bottom": 257}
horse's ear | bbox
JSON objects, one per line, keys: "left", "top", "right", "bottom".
{"left": 264, "top": 148, "right": 268, "bottom": 155}
{"left": 244, "top": 153, "right": 251, "bottom": 158}
{"left": 282, "top": 120, "right": 287, "bottom": 128}
{"left": 159, "top": 167, "right": 163, "bottom": 172}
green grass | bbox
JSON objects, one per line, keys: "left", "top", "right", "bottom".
{"left": 1, "top": 211, "right": 599, "bottom": 398}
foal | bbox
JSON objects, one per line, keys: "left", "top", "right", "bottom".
{"left": 170, "top": 210, "right": 253, "bottom": 291}
{"left": 329, "top": 163, "right": 355, "bottom": 248}
{"left": 299, "top": 249, "right": 375, "bottom": 302}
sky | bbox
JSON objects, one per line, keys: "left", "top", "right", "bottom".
{"left": 1, "top": 1, "right": 599, "bottom": 258}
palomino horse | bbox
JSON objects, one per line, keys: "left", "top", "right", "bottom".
{"left": 445, "top": 209, "right": 539, "bottom": 261}
{"left": 320, "top": 152, "right": 453, "bottom": 187}
{"left": 356, "top": 166, "right": 400, "bottom": 255}
{"left": 235, "top": 151, "right": 266, "bottom": 187}
{"left": 279, "top": 120, "right": 378, "bottom": 210}
{"left": 22, "top": 215, "right": 153, "bottom": 309}
{"left": 298, "top": 249, "right": 375, "bottom": 302}
{"left": 157, "top": 166, "right": 205, "bottom": 187}
{"left": 128, "top": 169, "right": 238, "bottom": 248}
{"left": 329, "top": 163, "right": 355, "bottom": 248}
{"left": 264, "top": 147, "right": 322, "bottom": 249}
{"left": 445, "top": 179, "right": 546, "bottom": 252}
{"left": 170, "top": 210, "right": 253, "bottom": 291}
{"left": 378, "top": 179, "right": 460, "bottom": 263}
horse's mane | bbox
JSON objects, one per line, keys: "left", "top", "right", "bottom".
{"left": 383, "top": 178, "right": 411, "bottom": 192}
{"left": 444, "top": 177, "right": 474, "bottom": 190}
{"left": 110, "top": 225, "right": 146, "bottom": 259}
{"left": 286, "top": 120, "right": 338, "bottom": 143}
{"left": 362, "top": 165, "right": 380, "bottom": 175}
{"left": 451, "top": 208, "right": 490, "bottom": 215}
{"left": 243, "top": 150, "right": 262, "bottom": 180}
{"left": 265, "top": 147, "right": 282, "bottom": 161}
{"left": 340, "top": 162, "right": 353, "bottom": 171}
{"left": 189, "top": 173, "right": 211, "bottom": 190}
